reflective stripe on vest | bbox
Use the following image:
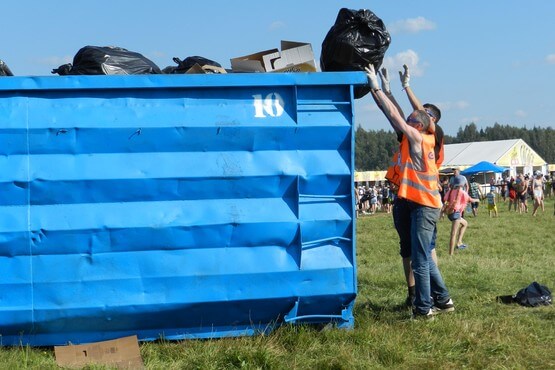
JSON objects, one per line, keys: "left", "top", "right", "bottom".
{"left": 385, "top": 151, "right": 401, "bottom": 186}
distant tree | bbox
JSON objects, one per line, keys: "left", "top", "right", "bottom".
{"left": 355, "top": 123, "right": 554, "bottom": 171}
{"left": 456, "top": 123, "right": 483, "bottom": 142}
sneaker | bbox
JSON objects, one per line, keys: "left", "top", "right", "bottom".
{"left": 411, "top": 308, "right": 434, "bottom": 321}
{"left": 432, "top": 298, "right": 455, "bottom": 314}
{"left": 456, "top": 244, "right": 467, "bottom": 250}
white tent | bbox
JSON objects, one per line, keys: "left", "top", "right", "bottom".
{"left": 442, "top": 139, "right": 547, "bottom": 178}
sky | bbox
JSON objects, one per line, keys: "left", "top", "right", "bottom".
{"left": 2, "top": 0, "right": 554, "bottom": 136}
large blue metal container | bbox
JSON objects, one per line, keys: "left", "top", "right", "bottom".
{"left": 0, "top": 72, "right": 366, "bottom": 346}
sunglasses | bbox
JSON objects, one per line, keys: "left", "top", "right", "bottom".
{"left": 425, "top": 108, "right": 436, "bottom": 119}
{"left": 406, "top": 117, "right": 421, "bottom": 125}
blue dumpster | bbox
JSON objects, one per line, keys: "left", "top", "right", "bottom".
{"left": 0, "top": 72, "right": 367, "bottom": 346}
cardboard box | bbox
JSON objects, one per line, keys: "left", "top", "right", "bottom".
{"left": 54, "top": 335, "right": 144, "bottom": 369}
{"left": 231, "top": 41, "right": 317, "bottom": 73}
{"left": 184, "top": 63, "right": 227, "bottom": 74}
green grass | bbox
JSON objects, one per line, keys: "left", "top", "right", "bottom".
{"left": 1, "top": 198, "right": 554, "bottom": 369}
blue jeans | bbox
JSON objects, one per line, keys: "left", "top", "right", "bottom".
{"left": 407, "top": 201, "right": 450, "bottom": 314}
{"left": 393, "top": 197, "right": 437, "bottom": 258}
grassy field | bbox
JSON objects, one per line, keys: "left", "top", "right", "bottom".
{"left": 1, "top": 197, "right": 554, "bottom": 369}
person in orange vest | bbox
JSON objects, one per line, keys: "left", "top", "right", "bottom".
{"left": 372, "top": 65, "right": 445, "bottom": 308}
{"left": 366, "top": 64, "right": 454, "bottom": 319}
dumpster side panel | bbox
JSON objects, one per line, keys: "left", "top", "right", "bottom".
{"left": 0, "top": 73, "right": 363, "bottom": 345}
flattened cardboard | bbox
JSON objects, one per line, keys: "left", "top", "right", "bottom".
{"left": 184, "top": 63, "right": 227, "bottom": 74}
{"left": 230, "top": 41, "right": 316, "bottom": 73}
{"left": 230, "top": 48, "right": 279, "bottom": 72}
{"left": 262, "top": 41, "right": 316, "bottom": 72}
{"left": 54, "top": 335, "right": 144, "bottom": 369}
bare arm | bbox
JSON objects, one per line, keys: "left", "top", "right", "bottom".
{"left": 399, "top": 65, "right": 435, "bottom": 134}
{"left": 370, "top": 89, "right": 404, "bottom": 138}
{"left": 365, "top": 64, "right": 422, "bottom": 148}
{"left": 371, "top": 88, "right": 422, "bottom": 148}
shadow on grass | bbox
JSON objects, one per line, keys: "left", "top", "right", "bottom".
{"left": 356, "top": 300, "right": 411, "bottom": 322}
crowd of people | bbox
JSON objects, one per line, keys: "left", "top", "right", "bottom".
{"left": 357, "top": 172, "right": 553, "bottom": 218}
{"left": 504, "top": 172, "right": 551, "bottom": 216}
{"left": 355, "top": 183, "right": 393, "bottom": 215}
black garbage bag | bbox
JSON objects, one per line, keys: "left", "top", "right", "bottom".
{"left": 164, "top": 56, "right": 225, "bottom": 74}
{"left": 321, "top": 8, "right": 391, "bottom": 98}
{"left": 515, "top": 282, "right": 552, "bottom": 307}
{"left": 52, "top": 46, "right": 162, "bottom": 75}
{"left": 497, "top": 282, "right": 552, "bottom": 307}
{"left": 0, "top": 60, "right": 14, "bottom": 76}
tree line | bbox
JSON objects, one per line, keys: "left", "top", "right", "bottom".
{"left": 355, "top": 123, "right": 555, "bottom": 171}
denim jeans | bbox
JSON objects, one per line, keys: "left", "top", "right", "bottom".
{"left": 407, "top": 201, "right": 450, "bottom": 314}
{"left": 393, "top": 197, "right": 437, "bottom": 258}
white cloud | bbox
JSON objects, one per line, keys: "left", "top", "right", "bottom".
{"left": 269, "top": 21, "right": 286, "bottom": 31}
{"left": 437, "top": 101, "right": 470, "bottom": 111}
{"left": 382, "top": 49, "right": 425, "bottom": 76}
{"left": 546, "top": 54, "right": 555, "bottom": 64}
{"left": 388, "top": 16, "right": 436, "bottom": 35}
{"left": 515, "top": 110, "right": 527, "bottom": 118}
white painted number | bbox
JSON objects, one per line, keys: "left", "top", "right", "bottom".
{"left": 253, "top": 93, "right": 284, "bottom": 118}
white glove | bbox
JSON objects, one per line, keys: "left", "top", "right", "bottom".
{"left": 399, "top": 64, "right": 410, "bottom": 89}
{"left": 364, "top": 64, "right": 380, "bottom": 91}
{"left": 379, "top": 68, "right": 391, "bottom": 94}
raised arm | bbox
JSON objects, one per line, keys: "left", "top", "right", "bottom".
{"left": 399, "top": 64, "right": 435, "bottom": 134}
{"left": 365, "top": 64, "right": 421, "bottom": 147}
{"left": 370, "top": 67, "right": 405, "bottom": 139}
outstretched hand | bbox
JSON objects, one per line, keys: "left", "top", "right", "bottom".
{"left": 399, "top": 64, "right": 410, "bottom": 89}
{"left": 379, "top": 67, "right": 391, "bottom": 94}
{"left": 364, "top": 64, "right": 379, "bottom": 90}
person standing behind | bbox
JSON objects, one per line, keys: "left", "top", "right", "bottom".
{"left": 486, "top": 188, "right": 498, "bottom": 218}
{"left": 468, "top": 177, "right": 483, "bottom": 217}
{"left": 443, "top": 178, "right": 480, "bottom": 255}
{"left": 516, "top": 174, "right": 529, "bottom": 213}
{"left": 531, "top": 171, "right": 545, "bottom": 216}
{"left": 508, "top": 177, "right": 517, "bottom": 211}
{"left": 382, "top": 183, "right": 392, "bottom": 213}
{"left": 365, "top": 64, "right": 454, "bottom": 319}
{"left": 450, "top": 168, "right": 468, "bottom": 192}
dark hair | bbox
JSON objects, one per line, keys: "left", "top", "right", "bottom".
{"left": 423, "top": 103, "right": 441, "bottom": 123}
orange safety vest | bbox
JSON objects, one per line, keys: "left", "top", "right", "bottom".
{"left": 436, "top": 138, "right": 444, "bottom": 167}
{"left": 397, "top": 134, "right": 441, "bottom": 208}
{"left": 385, "top": 151, "right": 401, "bottom": 187}
{"left": 387, "top": 133, "right": 443, "bottom": 187}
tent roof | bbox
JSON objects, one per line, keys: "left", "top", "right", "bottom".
{"left": 460, "top": 161, "right": 506, "bottom": 175}
{"left": 443, "top": 139, "right": 520, "bottom": 167}
{"left": 442, "top": 139, "right": 546, "bottom": 168}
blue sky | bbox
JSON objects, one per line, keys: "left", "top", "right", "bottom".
{"left": 3, "top": 0, "right": 554, "bottom": 135}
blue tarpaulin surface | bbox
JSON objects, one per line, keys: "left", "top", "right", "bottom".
{"left": 0, "top": 72, "right": 366, "bottom": 346}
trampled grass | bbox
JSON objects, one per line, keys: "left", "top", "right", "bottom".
{"left": 1, "top": 197, "right": 554, "bottom": 369}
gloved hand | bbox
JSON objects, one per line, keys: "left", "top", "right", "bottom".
{"left": 364, "top": 64, "right": 380, "bottom": 91}
{"left": 379, "top": 67, "right": 391, "bottom": 94}
{"left": 399, "top": 64, "right": 410, "bottom": 89}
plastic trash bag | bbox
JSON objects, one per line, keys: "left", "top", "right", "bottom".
{"left": 52, "top": 46, "right": 162, "bottom": 75}
{"left": 321, "top": 8, "right": 391, "bottom": 98}
{"left": 515, "top": 282, "right": 552, "bottom": 307}
{"left": 0, "top": 60, "right": 14, "bottom": 76}
{"left": 167, "top": 56, "right": 224, "bottom": 74}
{"left": 497, "top": 282, "right": 552, "bottom": 307}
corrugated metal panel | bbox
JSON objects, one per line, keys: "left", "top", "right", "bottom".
{"left": 0, "top": 72, "right": 366, "bottom": 346}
